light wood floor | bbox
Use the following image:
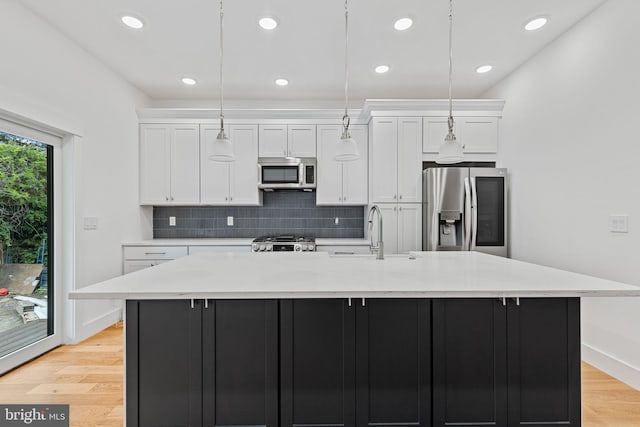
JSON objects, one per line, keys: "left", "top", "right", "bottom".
{"left": 1, "top": 324, "right": 639, "bottom": 426}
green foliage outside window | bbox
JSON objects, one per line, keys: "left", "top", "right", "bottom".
{"left": 0, "top": 132, "right": 48, "bottom": 264}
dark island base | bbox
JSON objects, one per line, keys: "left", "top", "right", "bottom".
{"left": 125, "top": 298, "right": 581, "bottom": 427}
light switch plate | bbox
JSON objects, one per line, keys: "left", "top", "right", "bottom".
{"left": 169, "top": 216, "right": 176, "bottom": 226}
{"left": 227, "top": 216, "right": 234, "bottom": 226}
{"left": 609, "top": 214, "right": 629, "bottom": 233}
{"left": 83, "top": 217, "right": 98, "bottom": 230}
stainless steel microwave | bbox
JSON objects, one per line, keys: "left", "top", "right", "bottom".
{"left": 257, "top": 157, "right": 316, "bottom": 190}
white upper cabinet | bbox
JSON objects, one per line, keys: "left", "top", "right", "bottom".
{"left": 316, "top": 124, "right": 368, "bottom": 205}
{"left": 370, "top": 117, "right": 423, "bottom": 204}
{"left": 259, "top": 124, "right": 316, "bottom": 158}
{"left": 201, "top": 124, "right": 261, "bottom": 205}
{"left": 423, "top": 116, "right": 498, "bottom": 154}
{"left": 369, "top": 203, "right": 422, "bottom": 255}
{"left": 140, "top": 124, "right": 200, "bottom": 205}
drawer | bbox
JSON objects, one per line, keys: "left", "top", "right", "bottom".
{"left": 188, "top": 246, "right": 251, "bottom": 255}
{"left": 123, "top": 259, "right": 170, "bottom": 274}
{"left": 123, "top": 246, "right": 188, "bottom": 260}
{"left": 316, "top": 245, "right": 371, "bottom": 255}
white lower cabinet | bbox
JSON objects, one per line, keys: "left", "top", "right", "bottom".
{"left": 122, "top": 246, "right": 188, "bottom": 274}
{"left": 316, "top": 125, "right": 368, "bottom": 205}
{"left": 200, "top": 125, "right": 261, "bottom": 205}
{"left": 188, "top": 245, "right": 251, "bottom": 255}
{"left": 370, "top": 204, "right": 422, "bottom": 254}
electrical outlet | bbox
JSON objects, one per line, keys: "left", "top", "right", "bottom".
{"left": 609, "top": 214, "right": 629, "bottom": 233}
{"left": 227, "top": 216, "right": 234, "bottom": 226}
{"left": 335, "top": 217, "right": 339, "bottom": 225}
{"left": 169, "top": 216, "right": 176, "bottom": 226}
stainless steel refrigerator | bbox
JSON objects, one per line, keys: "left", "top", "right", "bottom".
{"left": 422, "top": 167, "right": 508, "bottom": 257}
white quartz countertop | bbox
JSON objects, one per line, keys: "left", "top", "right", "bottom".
{"left": 122, "top": 238, "right": 254, "bottom": 246}
{"left": 122, "top": 238, "right": 369, "bottom": 246}
{"left": 69, "top": 251, "right": 640, "bottom": 300}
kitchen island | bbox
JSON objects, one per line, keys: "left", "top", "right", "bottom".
{"left": 70, "top": 252, "right": 640, "bottom": 427}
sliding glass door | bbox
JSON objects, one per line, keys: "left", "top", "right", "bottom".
{"left": 0, "top": 130, "right": 54, "bottom": 361}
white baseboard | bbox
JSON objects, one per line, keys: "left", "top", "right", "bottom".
{"left": 582, "top": 343, "right": 640, "bottom": 391}
{"left": 71, "top": 307, "right": 122, "bottom": 344}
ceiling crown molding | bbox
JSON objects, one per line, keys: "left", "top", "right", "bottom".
{"left": 359, "top": 99, "right": 505, "bottom": 120}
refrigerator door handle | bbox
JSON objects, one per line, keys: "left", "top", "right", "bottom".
{"left": 470, "top": 176, "right": 478, "bottom": 250}
{"left": 464, "top": 177, "right": 472, "bottom": 251}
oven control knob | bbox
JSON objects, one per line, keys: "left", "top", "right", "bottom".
{"left": 294, "top": 244, "right": 302, "bottom": 252}
{"left": 259, "top": 244, "right": 266, "bottom": 251}
{"left": 309, "top": 244, "right": 315, "bottom": 251}
{"left": 252, "top": 243, "right": 258, "bottom": 252}
{"left": 266, "top": 244, "right": 273, "bottom": 251}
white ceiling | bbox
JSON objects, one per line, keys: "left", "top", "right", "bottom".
{"left": 22, "top": 0, "right": 607, "bottom": 106}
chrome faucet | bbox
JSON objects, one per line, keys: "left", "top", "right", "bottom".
{"left": 368, "top": 205, "right": 384, "bottom": 260}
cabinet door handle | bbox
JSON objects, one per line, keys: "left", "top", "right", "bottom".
{"left": 165, "top": 196, "right": 169, "bottom": 201}
{"left": 144, "top": 252, "right": 166, "bottom": 256}
{"left": 394, "top": 207, "right": 397, "bottom": 211}
{"left": 225, "top": 196, "right": 228, "bottom": 201}
{"left": 335, "top": 251, "right": 355, "bottom": 255}
{"left": 393, "top": 195, "right": 397, "bottom": 200}
{"left": 229, "top": 196, "right": 233, "bottom": 201}
{"left": 190, "top": 299, "right": 195, "bottom": 309}
{"left": 399, "top": 195, "right": 403, "bottom": 200}
{"left": 399, "top": 207, "right": 403, "bottom": 211}
{"left": 500, "top": 297, "right": 507, "bottom": 306}
{"left": 513, "top": 297, "right": 521, "bottom": 306}
{"left": 170, "top": 196, "right": 174, "bottom": 201}
{"left": 361, "top": 298, "right": 366, "bottom": 307}
{"left": 343, "top": 196, "right": 347, "bottom": 201}
{"left": 348, "top": 298, "right": 352, "bottom": 307}
{"left": 204, "top": 299, "right": 209, "bottom": 309}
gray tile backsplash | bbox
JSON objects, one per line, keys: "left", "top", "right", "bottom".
{"left": 153, "top": 191, "right": 365, "bottom": 238}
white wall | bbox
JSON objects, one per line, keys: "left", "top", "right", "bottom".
{"left": 484, "top": 0, "right": 640, "bottom": 389}
{"left": 0, "top": 0, "right": 152, "bottom": 342}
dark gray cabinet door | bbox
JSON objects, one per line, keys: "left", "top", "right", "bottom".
{"left": 432, "top": 298, "right": 508, "bottom": 427}
{"left": 280, "top": 299, "right": 356, "bottom": 427}
{"left": 507, "top": 298, "right": 581, "bottom": 426}
{"left": 202, "top": 299, "right": 279, "bottom": 427}
{"left": 355, "top": 299, "right": 431, "bottom": 427}
{"left": 126, "top": 300, "right": 203, "bottom": 427}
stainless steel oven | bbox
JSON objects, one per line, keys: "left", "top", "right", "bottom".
{"left": 258, "top": 158, "right": 316, "bottom": 190}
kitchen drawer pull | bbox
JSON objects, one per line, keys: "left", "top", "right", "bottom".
{"left": 144, "top": 252, "right": 167, "bottom": 256}
{"left": 361, "top": 298, "right": 366, "bottom": 307}
{"left": 348, "top": 298, "right": 352, "bottom": 307}
{"left": 335, "top": 251, "right": 355, "bottom": 255}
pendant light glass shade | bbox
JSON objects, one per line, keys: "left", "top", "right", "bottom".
{"left": 335, "top": 0, "right": 360, "bottom": 162}
{"left": 335, "top": 125, "right": 359, "bottom": 162}
{"left": 437, "top": 129, "right": 464, "bottom": 164}
{"left": 436, "top": 0, "right": 463, "bottom": 165}
{"left": 209, "top": 129, "right": 235, "bottom": 162}
{"left": 209, "top": 0, "right": 235, "bottom": 162}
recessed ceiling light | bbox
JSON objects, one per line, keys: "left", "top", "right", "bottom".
{"left": 476, "top": 65, "right": 493, "bottom": 74}
{"left": 259, "top": 17, "right": 278, "bottom": 30}
{"left": 275, "top": 78, "right": 289, "bottom": 86}
{"left": 121, "top": 15, "right": 144, "bottom": 30}
{"left": 375, "top": 65, "right": 390, "bottom": 74}
{"left": 181, "top": 77, "right": 197, "bottom": 86}
{"left": 525, "top": 17, "right": 548, "bottom": 31}
{"left": 394, "top": 17, "right": 413, "bottom": 31}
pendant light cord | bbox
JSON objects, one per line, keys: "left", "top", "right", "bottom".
{"left": 447, "top": 0, "right": 454, "bottom": 133}
{"left": 219, "top": 0, "right": 225, "bottom": 131}
{"left": 342, "top": 0, "right": 350, "bottom": 134}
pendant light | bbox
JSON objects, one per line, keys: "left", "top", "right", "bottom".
{"left": 436, "top": 0, "right": 464, "bottom": 165}
{"left": 209, "top": 0, "right": 235, "bottom": 162}
{"left": 335, "top": 0, "right": 360, "bottom": 162}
